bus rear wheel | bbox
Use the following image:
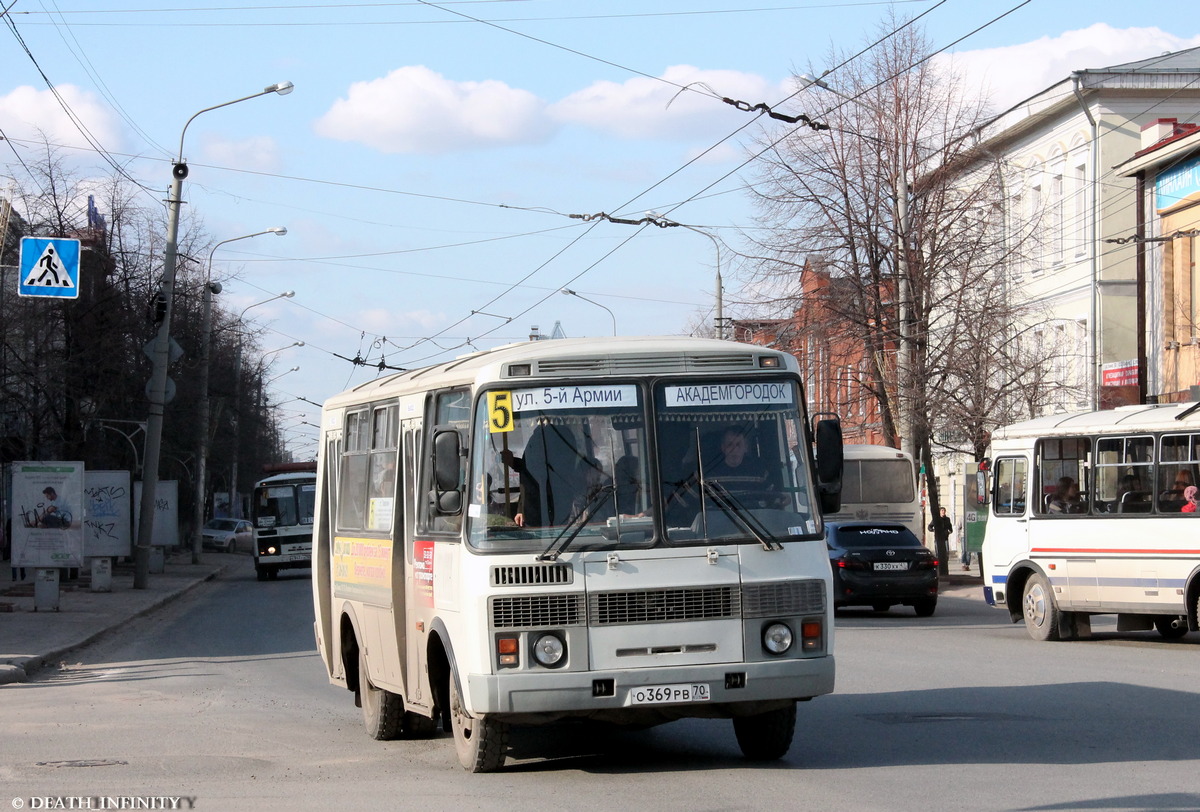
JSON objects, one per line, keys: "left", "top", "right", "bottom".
{"left": 449, "top": 668, "right": 507, "bottom": 772}
{"left": 733, "top": 703, "right": 796, "bottom": 761}
{"left": 1154, "top": 616, "right": 1188, "bottom": 639}
{"left": 359, "top": 648, "right": 404, "bottom": 740}
{"left": 1022, "top": 572, "right": 1061, "bottom": 641}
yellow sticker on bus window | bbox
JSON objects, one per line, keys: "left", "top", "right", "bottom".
{"left": 487, "top": 391, "right": 513, "bottom": 433}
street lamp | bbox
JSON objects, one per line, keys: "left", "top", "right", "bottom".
{"left": 800, "top": 74, "right": 914, "bottom": 458}
{"left": 560, "top": 288, "right": 617, "bottom": 336}
{"left": 645, "top": 212, "right": 724, "bottom": 339}
{"left": 228, "top": 296, "right": 297, "bottom": 521}
{"left": 136, "top": 81, "right": 293, "bottom": 589}
{"left": 266, "top": 365, "right": 300, "bottom": 387}
{"left": 190, "top": 227, "right": 287, "bottom": 564}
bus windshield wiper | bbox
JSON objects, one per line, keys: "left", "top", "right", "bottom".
{"left": 536, "top": 485, "right": 615, "bottom": 562}
{"left": 701, "top": 479, "right": 782, "bottom": 551}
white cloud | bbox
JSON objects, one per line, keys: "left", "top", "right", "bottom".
{"left": 314, "top": 66, "right": 554, "bottom": 154}
{"left": 0, "top": 84, "right": 122, "bottom": 151}
{"left": 551, "top": 65, "right": 785, "bottom": 140}
{"left": 199, "top": 134, "right": 283, "bottom": 173}
{"left": 943, "top": 24, "right": 1200, "bottom": 114}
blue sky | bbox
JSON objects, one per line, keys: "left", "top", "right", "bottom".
{"left": 3, "top": 0, "right": 1199, "bottom": 456}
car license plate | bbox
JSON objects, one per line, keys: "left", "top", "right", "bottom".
{"left": 628, "top": 683, "right": 710, "bottom": 705}
{"left": 874, "top": 562, "right": 907, "bottom": 571}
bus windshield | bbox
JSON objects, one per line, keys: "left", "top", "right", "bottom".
{"left": 254, "top": 481, "right": 316, "bottom": 529}
{"left": 654, "top": 379, "right": 817, "bottom": 543}
{"left": 468, "top": 383, "right": 651, "bottom": 551}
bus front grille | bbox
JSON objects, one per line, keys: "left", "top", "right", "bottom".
{"left": 491, "top": 594, "right": 586, "bottom": 629}
{"left": 742, "top": 579, "right": 826, "bottom": 617}
{"left": 588, "top": 586, "right": 740, "bottom": 626}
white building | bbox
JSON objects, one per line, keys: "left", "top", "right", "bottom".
{"left": 973, "top": 47, "right": 1200, "bottom": 412}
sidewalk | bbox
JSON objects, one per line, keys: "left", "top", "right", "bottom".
{"left": 0, "top": 552, "right": 225, "bottom": 685}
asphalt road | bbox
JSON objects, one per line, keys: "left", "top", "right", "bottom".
{"left": 3, "top": 554, "right": 1198, "bottom": 812}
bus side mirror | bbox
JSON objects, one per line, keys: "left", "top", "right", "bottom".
{"left": 814, "top": 418, "right": 843, "bottom": 515}
{"left": 976, "top": 459, "right": 990, "bottom": 506}
{"left": 433, "top": 429, "right": 463, "bottom": 514}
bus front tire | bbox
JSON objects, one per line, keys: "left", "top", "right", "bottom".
{"left": 733, "top": 703, "right": 796, "bottom": 761}
{"left": 1022, "top": 572, "right": 1060, "bottom": 641}
{"left": 449, "top": 669, "right": 507, "bottom": 772}
{"left": 359, "top": 648, "right": 404, "bottom": 740}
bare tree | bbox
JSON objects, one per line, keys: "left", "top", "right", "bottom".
{"left": 741, "top": 19, "right": 1051, "bottom": 568}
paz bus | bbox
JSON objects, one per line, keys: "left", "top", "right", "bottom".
{"left": 310, "top": 336, "right": 844, "bottom": 771}
{"left": 823, "top": 444, "right": 921, "bottom": 538}
{"left": 251, "top": 462, "right": 317, "bottom": 581}
{"left": 981, "top": 402, "right": 1200, "bottom": 641}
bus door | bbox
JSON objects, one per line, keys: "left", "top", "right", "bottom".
{"left": 986, "top": 456, "right": 1029, "bottom": 595}
{"left": 400, "top": 415, "right": 427, "bottom": 707}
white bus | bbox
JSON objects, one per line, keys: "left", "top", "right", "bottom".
{"left": 824, "top": 444, "right": 921, "bottom": 538}
{"left": 252, "top": 463, "right": 317, "bottom": 581}
{"left": 310, "top": 336, "right": 844, "bottom": 771}
{"left": 981, "top": 402, "right": 1200, "bottom": 641}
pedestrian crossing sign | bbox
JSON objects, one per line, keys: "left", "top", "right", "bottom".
{"left": 18, "top": 237, "right": 81, "bottom": 299}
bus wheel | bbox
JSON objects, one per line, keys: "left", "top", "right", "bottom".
{"left": 359, "top": 648, "right": 404, "bottom": 740}
{"left": 255, "top": 567, "right": 268, "bottom": 582}
{"left": 1154, "top": 616, "right": 1188, "bottom": 639}
{"left": 733, "top": 703, "right": 796, "bottom": 761}
{"left": 1022, "top": 572, "right": 1060, "bottom": 641}
{"left": 449, "top": 668, "right": 507, "bottom": 772}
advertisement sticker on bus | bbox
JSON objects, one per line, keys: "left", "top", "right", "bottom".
{"left": 414, "top": 539, "right": 435, "bottom": 607}
{"left": 663, "top": 382, "right": 794, "bottom": 407}
{"left": 332, "top": 536, "right": 393, "bottom": 603}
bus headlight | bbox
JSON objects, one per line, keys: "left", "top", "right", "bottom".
{"left": 532, "top": 633, "right": 566, "bottom": 668}
{"left": 762, "top": 622, "right": 793, "bottom": 655}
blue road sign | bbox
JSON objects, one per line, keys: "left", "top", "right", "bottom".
{"left": 19, "top": 237, "right": 81, "bottom": 299}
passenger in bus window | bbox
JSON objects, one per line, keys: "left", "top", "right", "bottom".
{"left": 1158, "top": 469, "right": 1194, "bottom": 511}
{"left": 1182, "top": 485, "right": 1198, "bottom": 513}
{"left": 1047, "top": 477, "right": 1083, "bottom": 514}
{"left": 1116, "top": 473, "right": 1149, "bottom": 513}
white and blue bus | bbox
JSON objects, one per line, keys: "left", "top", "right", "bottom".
{"left": 982, "top": 403, "right": 1200, "bottom": 641}
{"left": 310, "top": 336, "right": 844, "bottom": 771}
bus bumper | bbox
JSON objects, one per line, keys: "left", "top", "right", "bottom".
{"left": 466, "top": 656, "right": 835, "bottom": 720}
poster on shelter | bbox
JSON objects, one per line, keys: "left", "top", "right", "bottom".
{"left": 133, "top": 480, "right": 179, "bottom": 547}
{"left": 83, "top": 470, "right": 132, "bottom": 558}
{"left": 10, "top": 461, "right": 85, "bottom": 568}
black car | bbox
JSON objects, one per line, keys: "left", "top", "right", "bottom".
{"left": 826, "top": 521, "right": 938, "bottom": 616}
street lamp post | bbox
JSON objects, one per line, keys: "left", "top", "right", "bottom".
{"left": 645, "top": 212, "right": 724, "bottom": 339}
{"left": 227, "top": 302, "right": 297, "bottom": 521}
{"left": 190, "top": 227, "right": 287, "bottom": 564}
{"left": 560, "top": 288, "right": 617, "bottom": 336}
{"left": 135, "top": 81, "right": 293, "bottom": 589}
{"left": 801, "top": 75, "right": 914, "bottom": 457}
